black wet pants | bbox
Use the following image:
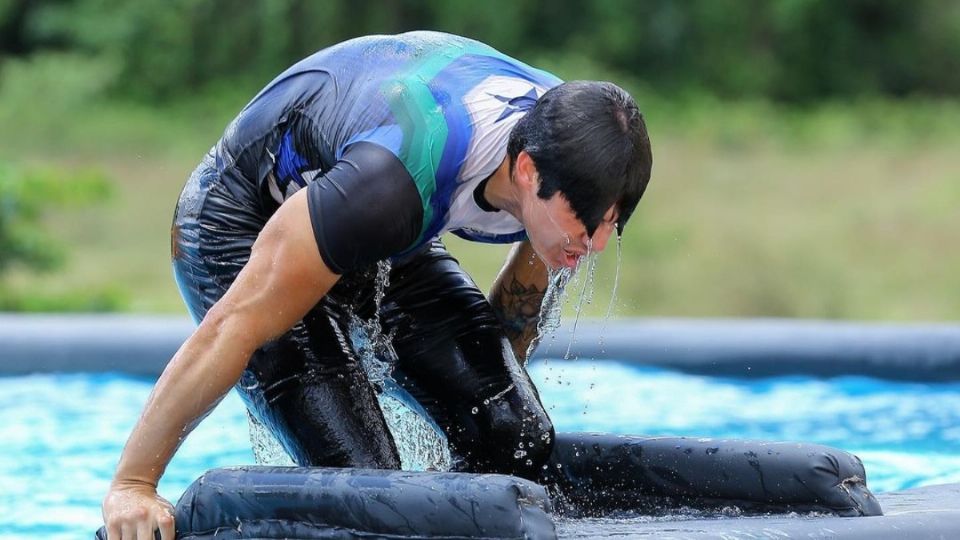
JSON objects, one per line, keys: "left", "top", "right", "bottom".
{"left": 171, "top": 156, "right": 554, "bottom": 479}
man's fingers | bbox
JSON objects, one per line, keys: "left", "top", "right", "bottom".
{"left": 120, "top": 522, "right": 137, "bottom": 540}
{"left": 157, "top": 510, "right": 175, "bottom": 540}
{"left": 137, "top": 520, "right": 154, "bottom": 540}
{"left": 103, "top": 488, "right": 175, "bottom": 540}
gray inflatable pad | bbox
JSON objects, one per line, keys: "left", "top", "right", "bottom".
{"left": 556, "top": 483, "right": 960, "bottom": 539}
{"left": 96, "top": 466, "right": 555, "bottom": 540}
{"left": 544, "top": 433, "right": 881, "bottom": 517}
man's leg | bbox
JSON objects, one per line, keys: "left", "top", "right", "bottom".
{"left": 171, "top": 163, "right": 400, "bottom": 468}
{"left": 381, "top": 240, "right": 554, "bottom": 480}
{"left": 238, "top": 287, "right": 401, "bottom": 468}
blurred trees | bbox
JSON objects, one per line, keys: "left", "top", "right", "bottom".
{"left": 1, "top": 0, "right": 959, "bottom": 102}
{"left": 0, "top": 161, "right": 120, "bottom": 310}
{"left": 1, "top": 1, "right": 957, "bottom": 318}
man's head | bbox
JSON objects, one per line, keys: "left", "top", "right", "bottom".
{"left": 507, "top": 81, "right": 653, "bottom": 268}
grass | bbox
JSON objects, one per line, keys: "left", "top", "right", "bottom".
{"left": 2, "top": 53, "right": 958, "bottom": 320}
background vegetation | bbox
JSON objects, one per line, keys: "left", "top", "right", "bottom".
{"left": 1, "top": 0, "right": 958, "bottom": 319}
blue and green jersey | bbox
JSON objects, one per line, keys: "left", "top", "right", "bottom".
{"left": 215, "top": 31, "right": 561, "bottom": 260}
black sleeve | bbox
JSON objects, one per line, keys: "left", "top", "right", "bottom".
{"left": 306, "top": 141, "right": 424, "bottom": 275}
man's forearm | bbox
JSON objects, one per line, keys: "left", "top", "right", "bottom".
{"left": 489, "top": 241, "right": 549, "bottom": 363}
{"left": 113, "top": 312, "right": 256, "bottom": 487}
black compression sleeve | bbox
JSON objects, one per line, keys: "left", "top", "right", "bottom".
{"left": 306, "top": 142, "right": 424, "bottom": 274}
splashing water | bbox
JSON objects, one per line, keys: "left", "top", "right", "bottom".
{"left": 563, "top": 248, "right": 599, "bottom": 360}
{"left": 528, "top": 194, "right": 621, "bottom": 361}
{"left": 248, "top": 259, "right": 452, "bottom": 471}
{"left": 527, "top": 229, "right": 624, "bottom": 410}
{"left": 531, "top": 249, "right": 602, "bottom": 361}
{"left": 246, "top": 382, "right": 451, "bottom": 471}
{"left": 598, "top": 232, "right": 623, "bottom": 352}
{"left": 523, "top": 265, "right": 572, "bottom": 362}
{"left": 248, "top": 411, "right": 294, "bottom": 466}
{"left": 248, "top": 233, "right": 624, "bottom": 471}
{"left": 349, "top": 260, "right": 397, "bottom": 388}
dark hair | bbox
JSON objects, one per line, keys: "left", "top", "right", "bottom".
{"left": 507, "top": 81, "right": 652, "bottom": 236}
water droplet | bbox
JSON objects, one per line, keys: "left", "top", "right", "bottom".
{"left": 471, "top": 407, "right": 478, "bottom": 414}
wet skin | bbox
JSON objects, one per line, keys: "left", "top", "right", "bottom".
{"left": 484, "top": 149, "right": 619, "bottom": 270}
{"left": 528, "top": 193, "right": 618, "bottom": 269}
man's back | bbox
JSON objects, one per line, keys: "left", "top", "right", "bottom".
{"left": 215, "top": 31, "right": 561, "bottom": 246}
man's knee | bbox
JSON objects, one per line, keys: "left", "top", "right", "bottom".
{"left": 477, "top": 398, "right": 555, "bottom": 478}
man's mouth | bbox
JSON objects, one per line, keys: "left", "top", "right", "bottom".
{"left": 561, "top": 251, "right": 580, "bottom": 269}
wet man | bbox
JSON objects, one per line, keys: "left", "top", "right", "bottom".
{"left": 103, "top": 31, "right": 652, "bottom": 540}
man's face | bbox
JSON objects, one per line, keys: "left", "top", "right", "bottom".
{"left": 524, "top": 191, "right": 618, "bottom": 270}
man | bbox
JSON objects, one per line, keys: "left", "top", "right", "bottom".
{"left": 103, "top": 31, "right": 652, "bottom": 539}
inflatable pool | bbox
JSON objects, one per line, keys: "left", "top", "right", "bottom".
{"left": 93, "top": 432, "right": 885, "bottom": 539}
{"left": 92, "top": 432, "right": 960, "bottom": 539}
{"left": 2, "top": 315, "right": 958, "bottom": 539}
{"left": 5, "top": 316, "right": 959, "bottom": 380}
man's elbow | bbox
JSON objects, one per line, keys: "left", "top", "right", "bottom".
{"left": 195, "top": 300, "right": 266, "bottom": 358}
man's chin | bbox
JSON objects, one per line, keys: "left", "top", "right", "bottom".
{"left": 542, "top": 252, "right": 565, "bottom": 270}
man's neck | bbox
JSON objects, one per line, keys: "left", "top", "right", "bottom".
{"left": 482, "top": 156, "right": 522, "bottom": 218}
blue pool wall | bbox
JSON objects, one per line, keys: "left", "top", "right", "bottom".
{"left": 1, "top": 314, "right": 958, "bottom": 380}
{"left": 7, "top": 313, "right": 960, "bottom": 540}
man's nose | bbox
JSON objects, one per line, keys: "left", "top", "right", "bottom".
{"left": 587, "top": 226, "right": 613, "bottom": 253}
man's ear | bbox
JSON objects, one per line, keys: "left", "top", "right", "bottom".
{"left": 513, "top": 150, "right": 539, "bottom": 194}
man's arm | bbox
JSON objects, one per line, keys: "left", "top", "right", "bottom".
{"left": 488, "top": 240, "right": 550, "bottom": 363}
{"left": 102, "top": 188, "right": 337, "bottom": 540}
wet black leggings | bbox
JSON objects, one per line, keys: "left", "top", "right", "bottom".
{"left": 171, "top": 157, "right": 554, "bottom": 479}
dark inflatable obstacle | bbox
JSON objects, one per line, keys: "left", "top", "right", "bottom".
{"left": 95, "top": 433, "right": 886, "bottom": 539}
{"left": 95, "top": 467, "right": 554, "bottom": 540}
{"left": 542, "top": 433, "right": 880, "bottom": 517}
{"left": 558, "top": 483, "right": 960, "bottom": 539}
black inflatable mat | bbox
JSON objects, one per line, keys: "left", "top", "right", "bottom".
{"left": 95, "top": 432, "right": 889, "bottom": 539}
{"left": 555, "top": 482, "right": 960, "bottom": 539}
{"left": 544, "top": 433, "right": 881, "bottom": 517}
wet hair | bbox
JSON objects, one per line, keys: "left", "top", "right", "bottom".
{"left": 507, "top": 81, "right": 653, "bottom": 236}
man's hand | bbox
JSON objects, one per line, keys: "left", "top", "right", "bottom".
{"left": 102, "top": 481, "right": 174, "bottom": 540}
{"left": 489, "top": 240, "right": 550, "bottom": 363}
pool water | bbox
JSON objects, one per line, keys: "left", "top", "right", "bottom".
{"left": 3, "top": 362, "right": 960, "bottom": 540}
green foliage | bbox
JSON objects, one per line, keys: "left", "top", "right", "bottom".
{"left": 0, "top": 52, "right": 117, "bottom": 134}
{"left": 0, "top": 2, "right": 957, "bottom": 318}
{"left": 0, "top": 160, "right": 121, "bottom": 311}
{"left": 0, "top": 284, "right": 127, "bottom": 312}
{"left": 2, "top": 0, "right": 959, "bottom": 102}
{"left": 1, "top": 88, "right": 957, "bottom": 318}
{"left": 0, "top": 161, "right": 110, "bottom": 272}
{"left": 6, "top": 0, "right": 346, "bottom": 100}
